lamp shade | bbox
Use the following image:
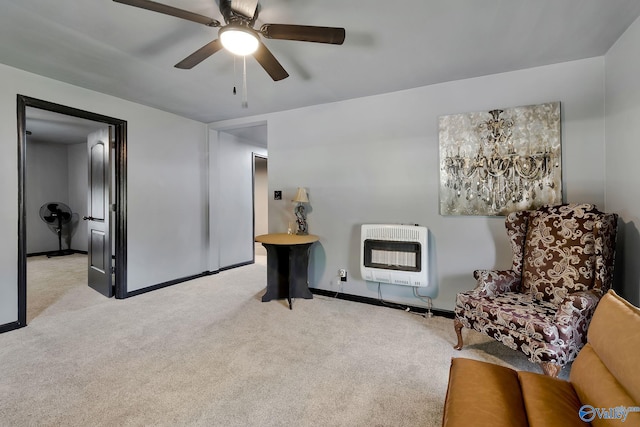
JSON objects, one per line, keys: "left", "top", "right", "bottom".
{"left": 292, "top": 187, "right": 309, "bottom": 203}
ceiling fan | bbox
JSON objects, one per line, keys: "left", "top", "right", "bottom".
{"left": 113, "top": 0, "right": 346, "bottom": 81}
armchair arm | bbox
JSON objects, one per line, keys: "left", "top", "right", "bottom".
{"left": 554, "top": 290, "right": 601, "bottom": 346}
{"left": 472, "top": 270, "right": 521, "bottom": 297}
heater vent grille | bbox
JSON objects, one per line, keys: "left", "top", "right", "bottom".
{"left": 360, "top": 224, "right": 429, "bottom": 287}
{"left": 364, "top": 226, "right": 422, "bottom": 242}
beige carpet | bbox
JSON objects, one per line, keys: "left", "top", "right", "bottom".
{"left": 26, "top": 253, "right": 102, "bottom": 322}
{"left": 0, "top": 255, "right": 566, "bottom": 426}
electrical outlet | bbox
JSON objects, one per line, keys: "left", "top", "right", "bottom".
{"left": 339, "top": 269, "right": 347, "bottom": 282}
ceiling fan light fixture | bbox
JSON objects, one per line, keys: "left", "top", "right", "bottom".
{"left": 113, "top": 0, "right": 345, "bottom": 80}
{"left": 219, "top": 25, "right": 259, "bottom": 56}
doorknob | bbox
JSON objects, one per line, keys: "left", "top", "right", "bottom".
{"left": 83, "top": 216, "right": 95, "bottom": 221}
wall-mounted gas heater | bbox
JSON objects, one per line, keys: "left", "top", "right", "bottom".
{"left": 360, "top": 224, "right": 429, "bottom": 287}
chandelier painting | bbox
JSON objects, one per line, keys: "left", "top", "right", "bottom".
{"left": 439, "top": 102, "right": 561, "bottom": 216}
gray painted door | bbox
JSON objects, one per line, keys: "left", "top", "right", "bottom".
{"left": 86, "top": 128, "right": 113, "bottom": 297}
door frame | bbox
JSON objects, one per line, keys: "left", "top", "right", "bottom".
{"left": 16, "top": 95, "right": 128, "bottom": 327}
{"left": 252, "top": 153, "right": 268, "bottom": 259}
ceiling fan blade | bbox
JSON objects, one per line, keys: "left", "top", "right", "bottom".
{"left": 113, "top": 0, "right": 220, "bottom": 27}
{"left": 230, "top": 0, "right": 259, "bottom": 19}
{"left": 253, "top": 42, "right": 289, "bottom": 81}
{"left": 260, "top": 24, "right": 345, "bottom": 45}
{"left": 174, "top": 39, "right": 223, "bottom": 69}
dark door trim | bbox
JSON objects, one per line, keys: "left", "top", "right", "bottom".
{"left": 16, "top": 95, "right": 128, "bottom": 328}
{"left": 252, "top": 153, "right": 268, "bottom": 264}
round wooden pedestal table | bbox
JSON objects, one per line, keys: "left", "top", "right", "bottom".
{"left": 255, "top": 233, "right": 319, "bottom": 309}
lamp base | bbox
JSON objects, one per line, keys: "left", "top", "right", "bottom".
{"left": 295, "top": 204, "right": 308, "bottom": 235}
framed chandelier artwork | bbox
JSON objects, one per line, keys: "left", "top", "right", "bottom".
{"left": 439, "top": 101, "right": 562, "bottom": 216}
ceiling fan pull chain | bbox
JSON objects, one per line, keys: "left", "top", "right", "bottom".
{"left": 242, "top": 55, "right": 248, "bottom": 108}
{"left": 233, "top": 56, "right": 237, "bottom": 95}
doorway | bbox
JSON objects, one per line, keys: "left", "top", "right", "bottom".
{"left": 17, "top": 95, "right": 128, "bottom": 328}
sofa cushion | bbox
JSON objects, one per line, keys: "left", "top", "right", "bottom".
{"left": 569, "top": 344, "right": 640, "bottom": 427}
{"left": 442, "top": 358, "right": 528, "bottom": 427}
{"left": 518, "top": 371, "right": 586, "bottom": 427}
{"left": 522, "top": 204, "right": 598, "bottom": 304}
{"left": 568, "top": 289, "right": 640, "bottom": 426}
{"left": 576, "top": 290, "right": 640, "bottom": 405}
{"left": 456, "top": 291, "right": 559, "bottom": 342}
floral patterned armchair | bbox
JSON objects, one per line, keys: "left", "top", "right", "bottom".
{"left": 453, "top": 203, "right": 618, "bottom": 377}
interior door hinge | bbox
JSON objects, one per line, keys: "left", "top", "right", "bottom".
{"left": 111, "top": 266, "right": 116, "bottom": 274}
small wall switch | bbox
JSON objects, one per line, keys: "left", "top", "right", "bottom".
{"left": 274, "top": 190, "right": 282, "bottom": 200}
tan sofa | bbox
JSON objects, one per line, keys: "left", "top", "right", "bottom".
{"left": 442, "top": 290, "right": 640, "bottom": 427}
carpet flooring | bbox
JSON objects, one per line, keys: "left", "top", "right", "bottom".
{"left": 0, "top": 255, "right": 566, "bottom": 426}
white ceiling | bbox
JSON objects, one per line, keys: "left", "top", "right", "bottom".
{"left": 3, "top": 0, "right": 640, "bottom": 126}
{"left": 26, "top": 108, "right": 109, "bottom": 145}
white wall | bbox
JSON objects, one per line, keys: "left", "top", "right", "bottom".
{"left": 67, "top": 142, "right": 88, "bottom": 252}
{"left": 0, "top": 63, "right": 208, "bottom": 325}
{"left": 126, "top": 113, "right": 208, "bottom": 291}
{"left": 25, "top": 139, "right": 94, "bottom": 255}
{"left": 25, "top": 141, "right": 69, "bottom": 253}
{"left": 26, "top": 141, "right": 87, "bottom": 254}
{"left": 605, "top": 16, "right": 640, "bottom": 306}
{"left": 212, "top": 57, "right": 606, "bottom": 311}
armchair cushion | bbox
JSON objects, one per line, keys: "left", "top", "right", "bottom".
{"left": 456, "top": 291, "right": 559, "bottom": 344}
{"left": 522, "top": 204, "right": 599, "bottom": 304}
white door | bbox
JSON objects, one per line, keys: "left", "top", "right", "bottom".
{"left": 85, "top": 128, "right": 113, "bottom": 297}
